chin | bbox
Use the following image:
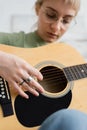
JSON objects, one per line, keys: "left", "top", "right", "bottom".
{"left": 46, "top": 38, "right": 57, "bottom": 43}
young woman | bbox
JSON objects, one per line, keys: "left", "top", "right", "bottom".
{"left": 0, "top": 0, "right": 80, "bottom": 98}
{"left": 1, "top": 0, "right": 87, "bottom": 130}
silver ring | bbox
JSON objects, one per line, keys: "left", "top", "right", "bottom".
{"left": 25, "top": 76, "right": 33, "bottom": 83}
{"left": 19, "top": 80, "right": 25, "bottom": 85}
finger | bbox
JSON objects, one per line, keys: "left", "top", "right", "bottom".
{"left": 13, "top": 82, "right": 29, "bottom": 99}
{"left": 18, "top": 71, "right": 44, "bottom": 93}
{"left": 27, "top": 67, "right": 43, "bottom": 80}
{"left": 22, "top": 82, "right": 39, "bottom": 96}
{"left": 26, "top": 77, "right": 44, "bottom": 93}
{"left": 16, "top": 77, "right": 40, "bottom": 97}
{"left": 33, "top": 69, "right": 43, "bottom": 80}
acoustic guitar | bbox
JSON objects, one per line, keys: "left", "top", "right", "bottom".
{"left": 0, "top": 43, "right": 87, "bottom": 130}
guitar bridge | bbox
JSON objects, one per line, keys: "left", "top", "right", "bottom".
{"left": 0, "top": 76, "right": 14, "bottom": 117}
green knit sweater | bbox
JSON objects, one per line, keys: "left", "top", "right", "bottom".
{"left": 0, "top": 31, "right": 47, "bottom": 48}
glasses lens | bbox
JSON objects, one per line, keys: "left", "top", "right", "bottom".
{"left": 42, "top": 7, "right": 76, "bottom": 29}
{"left": 42, "top": 8, "right": 58, "bottom": 23}
{"left": 69, "top": 19, "right": 77, "bottom": 29}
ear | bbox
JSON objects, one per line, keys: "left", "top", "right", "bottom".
{"left": 35, "top": 4, "right": 41, "bottom": 15}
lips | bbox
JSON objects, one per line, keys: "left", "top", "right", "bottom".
{"left": 47, "top": 32, "right": 58, "bottom": 39}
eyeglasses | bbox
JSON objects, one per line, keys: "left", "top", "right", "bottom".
{"left": 41, "top": 7, "right": 76, "bottom": 29}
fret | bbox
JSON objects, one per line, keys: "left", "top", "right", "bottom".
{"left": 75, "top": 64, "right": 87, "bottom": 78}
{"left": 70, "top": 66, "right": 82, "bottom": 79}
{"left": 78, "top": 64, "right": 87, "bottom": 77}
{"left": 63, "top": 67, "right": 75, "bottom": 81}
{"left": 83, "top": 64, "right": 87, "bottom": 74}
{"left": 77, "top": 65, "right": 85, "bottom": 78}
{"left": 63, "top": 63, "right": 87, "bottom": 82}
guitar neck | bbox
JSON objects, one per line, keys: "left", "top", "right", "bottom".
{"left": 63, "top": 63, "right": 87, "bottom": 81}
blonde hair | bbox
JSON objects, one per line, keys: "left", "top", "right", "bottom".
{"left": 35, "top": 0, "right": 80, "bottom": 15}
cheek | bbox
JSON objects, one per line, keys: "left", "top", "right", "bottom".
{"left": 38, "top": 13, "right": 48, "bottom": 29}
{"left": 38, "top": 17, "right": 46, "bottom": 29}
{"left": 37, "top": 17, "right": 47, "bottom": 38}
{"left": 61, "top": 28, "right": 68, "bottom": 36}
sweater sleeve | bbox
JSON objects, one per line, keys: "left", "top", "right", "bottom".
{"left": 0, "top": 32, "right": 10, "bottom": 45}
{"left": 0, "top": 32, "right": 24, "bottom": 47}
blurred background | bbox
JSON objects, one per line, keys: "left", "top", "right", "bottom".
{"left": 0, "top": 0, "right": 87, "bottom": 60}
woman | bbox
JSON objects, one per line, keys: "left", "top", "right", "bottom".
{"left": 1, "top": 0, "right": 87, "bottom": 130}
{"left": 0, "top": 0, "right": 80, "bottom": 98}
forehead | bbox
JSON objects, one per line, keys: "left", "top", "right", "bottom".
{"left": 41, "top": 0, "right": 76, "bottom": 17}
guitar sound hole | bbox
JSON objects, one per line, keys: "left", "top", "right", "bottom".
{"left": 39, "top": 66, "right": 67, "bottom": 93}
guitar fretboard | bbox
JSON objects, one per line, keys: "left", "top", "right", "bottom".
{"left": 63, "top": 63, "right": 87, "bottom": 81}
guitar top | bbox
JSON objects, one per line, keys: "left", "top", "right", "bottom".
{"left": 0, "top": 43, "right": 87, "bottom": 130}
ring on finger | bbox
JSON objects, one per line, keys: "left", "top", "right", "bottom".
{"left": 25, "top": 76, "right": 33, "bottom": 83}
{"left": 19, "top": 79, "right": 25, "bottom": 86}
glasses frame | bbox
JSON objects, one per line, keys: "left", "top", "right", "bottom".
{"left": 41, "top": 6, "right": 76, "bottom": 30}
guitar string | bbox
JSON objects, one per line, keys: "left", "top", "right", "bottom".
{"left": 39, "top": 66, "right": 87, "bottom": 82}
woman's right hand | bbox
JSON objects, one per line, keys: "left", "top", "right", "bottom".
{"left": 0, "top": 51, "right": 44, "bottom": 99}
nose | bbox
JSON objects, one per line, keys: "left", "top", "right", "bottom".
{"left": 50, "top": 20, "right": 63, "bottom": 32}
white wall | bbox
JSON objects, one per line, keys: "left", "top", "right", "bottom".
{"left": 0, "top": 0, "right": 36, "bottom": 32}
{"left": 60, "top": 0, "right": 87, "bottom": 41}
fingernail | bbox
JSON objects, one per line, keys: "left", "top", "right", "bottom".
{"left": 36, "top": 93, "right": 39, "bottom": 96}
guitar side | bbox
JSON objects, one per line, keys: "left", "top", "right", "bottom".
{"left": 0, "top": 43, "right": 87, "bottom": 130}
